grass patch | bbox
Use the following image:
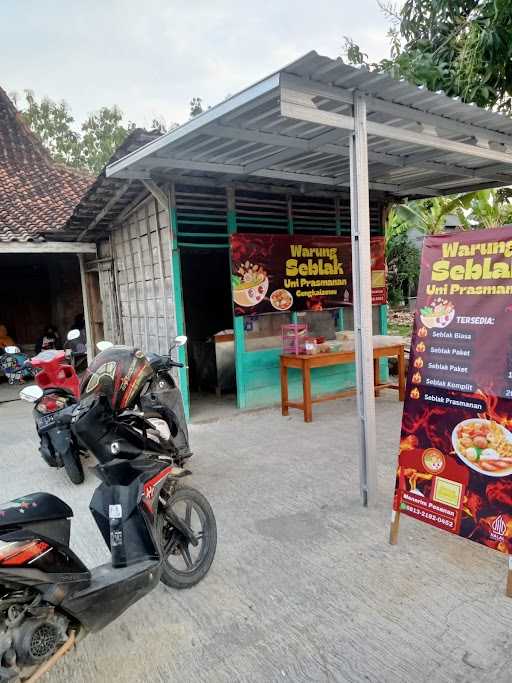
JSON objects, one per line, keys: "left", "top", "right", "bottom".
{"left": 388, "top": 321, "right": 413, "bottom": 337}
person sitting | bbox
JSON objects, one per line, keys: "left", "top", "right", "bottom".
{"left": 68, "top": 313, "right": 87, "bottom": 355}
{"left": 0, "top": 324, "right": 15, "bottom": 353}
{"left": 35, "top": 324, "right": 62, "bottom": 354}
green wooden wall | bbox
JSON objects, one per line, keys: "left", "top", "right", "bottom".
{"left": 169, "top": 185, "right": 388, "bottom": 415}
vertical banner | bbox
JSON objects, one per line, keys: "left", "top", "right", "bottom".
{"left": 393, "top": 227, "right": 512, "bottom": 554}
{"left": 230, "top": 233, "right": 386, "bottom": 316}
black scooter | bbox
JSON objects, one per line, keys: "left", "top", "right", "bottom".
{"left": 22, "top": 334, "right": 193, "bottom": 486}
{"left": 0, "top": 389, "right": 216, "bottom": 681}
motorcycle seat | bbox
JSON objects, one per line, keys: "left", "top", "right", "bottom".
{"left": 0, "top": 492, "right": 73, "bottom": 528}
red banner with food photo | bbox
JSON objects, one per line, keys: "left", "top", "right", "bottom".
{"left": 230, "top": 233, "right": 386, "bottom": 316}
{"left": 393, "top": 226, "right": 512, "bottom": 554}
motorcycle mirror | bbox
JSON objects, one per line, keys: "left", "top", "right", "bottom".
{"left": 174, "top": 335, "right": 188, "bottom": 348}
{"left": 67, "top": 329, "right": 81, "bottom": 341}
{"left": 96, "top": 340, "right": 114, "bottom": 352}
{"left": 4, "top": 346, "right": 20, "bottom": 354}
{"left": 19, "top": 385, "right": 43, "bottom": 403}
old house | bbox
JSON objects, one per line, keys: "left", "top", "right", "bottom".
{"left": 0, "top": 87, "right": 94, "bottom": 352}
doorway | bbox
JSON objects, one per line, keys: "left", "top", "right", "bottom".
{"left": 180, "top": 248, "right": 236, "bottom": 420}
{"left": 85, "top": 269, "right": 104, "bottom": 348}
{"left": 0, "top": 254, "right": 83, "bottom": 353}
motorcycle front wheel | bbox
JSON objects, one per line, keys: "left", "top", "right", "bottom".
{"left": 157, "top": 486, "right": 217, "bottom": 589}
{"left": 61, "top": 448, "right": 84, "bottom": 485}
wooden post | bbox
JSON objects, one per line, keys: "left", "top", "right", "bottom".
{"left": 280, "top": 360, "right": 289, "bottom": 417}
{"left": 125, "top": 212, "right": 144, "bottom": 348}
{"left": 398, "top": 345, "right": 406, "bottom": 402}
{"left": 506, "top": 556, "right": 512, "bottom": 598}
{"left": 153, "top": 198, "right": 171, "bottom": 350}
{"left": 302, "top": 359, "right": 313, "bottom": 423}
{"left": 78, "top": 254, "right": 94, "bottom": 365}
{"left": 389, "top": 509, "right": 400, "bottom": 545}
{"left": 373, "top": 358, "right": 381, "bottom": 397}
{"left": 169, "top": 182, "right": 190, "bottom": 420}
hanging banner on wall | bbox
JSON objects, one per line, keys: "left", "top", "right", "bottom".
{"left": 393, "top": 226, "right": 512, "bottom": 555}
{"left": 230, "top": 233, "right": 386, "bottom": 316}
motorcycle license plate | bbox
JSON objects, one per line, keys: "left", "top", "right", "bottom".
{"left": 37, "top": 413, "right": 56, "bottom": 429}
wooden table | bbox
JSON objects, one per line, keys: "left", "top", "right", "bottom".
{"left": 280, "top": 344, "right": 406, "bottom": 422}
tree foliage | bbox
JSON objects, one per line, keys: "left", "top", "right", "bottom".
{"left": 189, "top": 97, "right": 204, "bottom": 117}
{"left": 79, "top": 107, "right": 136, "bottom": 174}
{"left": 345, "top": 1, "right": 512, "bottom": 112}
{"left": 466, "top": 189, "right": 512, "bottom": 228}
{"left": 392, "top": 194, "right": 475, "bottom": 235}
{"left": 16, "top": 89, "right": 203, "bottom": 172}
{"left": 21, "top": 91, "right": 80, "bottom": 167}
{"left": 18, "top": 91, "right": 136, "bottom": 174}
{"left": 386, "top": 231, "right": 421, "bottom": 305}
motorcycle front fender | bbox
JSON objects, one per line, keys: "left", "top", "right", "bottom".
{"left": 48, "top": 425, "right": 75, "bottom": 465}
{"left": 38, "top": 432, "right": 59, "bottom": 467}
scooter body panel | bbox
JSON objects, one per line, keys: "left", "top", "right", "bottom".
{"left": 0, "top": 520, "right": 89, "bottom": 581}
{"left": 59, "top": 559, "right": 161, "bottom": 632}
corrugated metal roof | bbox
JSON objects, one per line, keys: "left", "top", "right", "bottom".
{"left": 107, "top": 51, "right": 512, "bottom": 197}
{"left": 63, "top": 128, "right": 162, "bottom": 241}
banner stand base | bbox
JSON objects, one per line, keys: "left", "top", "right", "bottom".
{"left": 389, "top": 509, "right": 400, "bottom": 545}
{"left": 390, "top": 508, "right": 512, "bottom": 597}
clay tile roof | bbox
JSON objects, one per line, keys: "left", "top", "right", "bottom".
{"left": 0, "top": 86, "right": 94, "bottom": 242}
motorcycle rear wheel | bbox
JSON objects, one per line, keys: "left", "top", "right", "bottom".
{"left": 158, "top": 486, "right": 217, "bottom": 589}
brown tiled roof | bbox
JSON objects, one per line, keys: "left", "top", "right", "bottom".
{"left": 0, "top": 86, "right": 94, "bottom": 242}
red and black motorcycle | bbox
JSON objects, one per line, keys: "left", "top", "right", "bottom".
{"left": 0, "top": 341, "right": 216, "bottom": 681}
{"left": 23, "top": 334, "right": 192, "bottom": 485}
{"left": 24, "top": 347, "right": 84, "bottom": 484}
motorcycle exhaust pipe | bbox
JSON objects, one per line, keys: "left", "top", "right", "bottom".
{"left": 25, "top": 630, "right": 76, "bottom": 683}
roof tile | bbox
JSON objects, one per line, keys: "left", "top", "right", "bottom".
{"left": 0, "top": 86, "right": 93, "bottom": 242}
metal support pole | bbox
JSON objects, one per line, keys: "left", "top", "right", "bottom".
{"left": 349, "top": 92, "right": 377, "bottom": 506}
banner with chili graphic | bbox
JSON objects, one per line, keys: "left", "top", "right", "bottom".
{"left": 230, "top": 233, "right": 386, "bottom": 316}
{"left": 394, "top": 226, "right": 512, "bottom": 554}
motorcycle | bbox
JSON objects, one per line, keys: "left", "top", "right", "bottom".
{"left": 0, "top": 347, "right": 32, "bottom": 385}
{"left": 24, "top": 344, "right": 84, "bottom": 485}
{"left": 86, "top": 336, "right": 192, "bottom": 464}
{"left": 23, "top": 333, "right": 192, "bottom": 485}
{"left": 0, "top": 348, "right": 217, "bottom": 682}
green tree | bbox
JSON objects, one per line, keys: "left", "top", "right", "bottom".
{"left": 79, "top": 106, "right": 136, "bottom": 174}
{"left": 345, "top": 1, "right": 512, "bottom": 113}
{"left": 391, "top": 194, "right": 474, "bottom": 235}
{"left": 21, "top": 90, "right": 80, "bottom": 167}
{"left": 386, "top": 231, "right": 421, "bottom": 306}
{"left": 189, "top": 97, "right": 204, "bottom": 117}
{"left": 467, "top": 189, "right": 512, "bottom": 228}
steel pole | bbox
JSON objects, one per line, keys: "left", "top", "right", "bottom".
{"left": 349, "top": 92, "right": 377, "bottom": 506}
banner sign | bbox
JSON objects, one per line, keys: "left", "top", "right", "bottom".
{"left": 393, "top": 226, "right": 512, "bottom": 554}
{"left": 230, "top": 233, "right": 386, "bottom": 316}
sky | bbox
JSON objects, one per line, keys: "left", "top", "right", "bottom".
{"left": 1, "top": 0, "right": 397, "bottom": 130}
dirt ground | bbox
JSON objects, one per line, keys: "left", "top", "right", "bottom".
{"left": 1, "top": 393, "right": 511, "bottom": 682}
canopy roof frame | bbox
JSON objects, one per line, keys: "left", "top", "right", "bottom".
{"left": 107, "top": 51, "right": 512, "bottom": 506}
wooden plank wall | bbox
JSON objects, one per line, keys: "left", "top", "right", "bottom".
{"left": 110, "top": 196, "right": 176, "bottom": 354}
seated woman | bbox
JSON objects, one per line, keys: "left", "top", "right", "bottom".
{"left": 35, "top": 324, "right": 62, "bottom": 354}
